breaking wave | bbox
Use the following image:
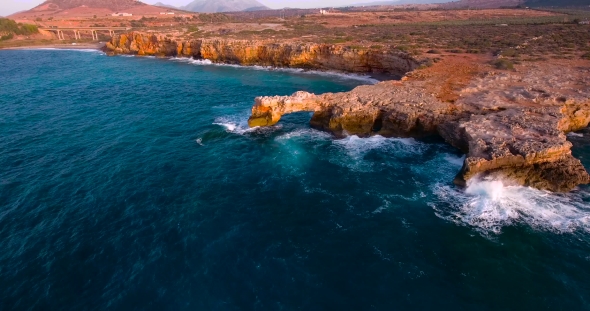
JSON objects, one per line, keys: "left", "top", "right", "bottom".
{"left": 568, "top": 132, "right": 584, "bottom": 138}
{"left": 275, "top": 128, "right": 332, "bottom": 142}
{"left": 169, "top": 57, "right": 379, "bottom": 84}
{"left": 209, "top": 118, "right": 590, "bottom": 238}
{"left": 30, "top": 48, "right": 105, "bottom": 54}
{"left": 213, "top": 115, "right": 281, "bottom": 135}
{"left": 330, "top": 135, "right": 427, "bottom": 172}
{"left": 334, "top": 135, "right": 425, "bottom": 158}
{"left": 432, "top": 178, "right": 590, "bottom": 236}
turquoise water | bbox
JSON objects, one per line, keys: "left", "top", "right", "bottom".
{"left": 1, "top": 49, "right": 590, "bottom": 310}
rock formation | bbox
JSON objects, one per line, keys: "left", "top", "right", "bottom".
{"left": 104, "top": 32, "right": 421, "bottom": 76}
{"left": 249, "top": 63, "right": 590, "bottom": 192}
{"left": 103, "top": 32, "right": 590, "bottom": 192}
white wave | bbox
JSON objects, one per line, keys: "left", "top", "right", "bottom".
{"left": 195, "top": 138, "right": 204, "bottom": 146}
{"left": 169, "top": 57, "right": 379, "bottom": 84}
{"left": 123, "top": 55, "right": 155, "bottom": 58}
{"left": 334, "top": 135, "right": 424, "bottom": 158}
{"left": 251, "top": 65, "right": 380, "bottom": 84}
{"left": 444, "top": 154, "right": 465, "bottom": 166}
{"left": 170, "top": 57, "right": 213, "bottom": 65}
{"left": 213, "top": 121, "right": 245, "bottom": 134}
{"left": 288, "top": 68, "right": 379, "bottom": 84}
{"left": 567, "top": 132, "right": 584, "bottom": 138}
{"left": 213, "top": 115, "right": 281, "bottom": 135}
{"left": 29, "top": 48, "right": 104, "bottom": 54}
{"left": 275, "top": 128, "right": 331, "bottom": 142}
{"left": 432, "top": 178, "right": 590, "bottom": 235}
{"left": 330, "top": 135, "right": 426, "bottom": 172}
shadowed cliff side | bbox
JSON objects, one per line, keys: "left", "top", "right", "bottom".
{"left": 249, "top": 59, "right": 590, "bottom": 192}
{"left": 103, "top": 32, "right": 421, "bottom": 77}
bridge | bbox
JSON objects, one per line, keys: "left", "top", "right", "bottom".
{"left": 40, "top": 27, "right": 130, "bottom": 41}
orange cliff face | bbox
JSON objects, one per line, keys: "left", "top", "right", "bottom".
{"left": 104, "top": 32, "right": 422, "bottom": 77}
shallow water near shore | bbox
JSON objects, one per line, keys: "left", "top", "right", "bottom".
{"left": 1, "top": 49, "right": 590, "bottom": 310}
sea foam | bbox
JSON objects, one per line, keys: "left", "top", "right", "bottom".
{"left": 568, "top": 132, "right": 584, "bottom": 138}
{"left": 213, "top": 115, "right": 281, "bottom": 135}
{"left": 275, "top": 128, "right": 331, "bottom": 142}
{"left": 432, "top": 178, "right": 590, "bottom": 235}
{"left": 334, "top": 135, "right": 423, "bottom": 156}
{"left": 170, "top": 57, "right": 379, "bottom": 84}
{"left": 330, "top": 135, "right": 426, "bottom": 172}
{"left": 30, "top": 48, "right": 105, "bottom": 54}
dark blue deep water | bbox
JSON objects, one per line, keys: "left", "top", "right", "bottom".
{"left": 2, "top": 49, "right": 590, "bottom": 310}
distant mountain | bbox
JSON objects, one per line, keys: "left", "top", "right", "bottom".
{"left": 181, "top": 0, "right": 269, "bottom": 13}
{"left": 525, "top": 0, "right": 590, "bottom": 6}
{"left": 9, "top": 0, "right": 180, "bottom": 18}
{"left": 243, "top": 6, "right": 269, "bottom": 11}
{"left": 154, "top": 2, "right": 177, "bottom": 9}
{"left": 29, "top": 0, "right": 148, "bottom": 11}
{"left": 353, "top": 0, "right": 453, "bottom": 6}
{"left": 355, "top": 0, "right": 590, "bottom": 8}
{"left": 440, "top": 0, "right": 524, "bottom": 9}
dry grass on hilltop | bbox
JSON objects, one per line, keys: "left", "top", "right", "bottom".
{"left": 4, "top": 7, "right": 590, "bottom": 67}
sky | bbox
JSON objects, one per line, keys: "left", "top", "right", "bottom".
{"left": 0, "top": 0, "right": 389, "bottom": 16}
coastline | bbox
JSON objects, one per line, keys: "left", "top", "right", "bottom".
{"left": 103, "top": 33, "right": 421, "bottom": 78}
{"left": 0, "top": 42, "right": 388, "bottom": 83}
{"left": 5, "top": 37, "right": 589, "bottom": 192}
{"left": 167, "top": 57, "right": 387, "bottom": 84}
{"left": 247, "top": 58, "right": 590, "bottom": 192}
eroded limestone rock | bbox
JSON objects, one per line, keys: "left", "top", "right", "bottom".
{"left": 103, "top": 32, "right": 421, "bottom": 76}
{"left": 104, "top": 32, "right": 590, "bottom": 192}
{"left": 249, "top": 63, "right": 590, "bottom": 192}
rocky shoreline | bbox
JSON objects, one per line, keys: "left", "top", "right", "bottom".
{"left": 248, "top": 63, "right": 590, "bottom": 192}
{"left": 103, "top": 32, "right": 590, "bottom": 192}
{"left": 103, "top": 32, "right": 422, "bottom": 77}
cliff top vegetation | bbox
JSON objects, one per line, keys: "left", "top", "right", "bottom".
{"left": 0, "top": 18, "right": 39, "bottom": 36}
{"left": 2, "top": 5, "right": 590, "bottom": 65}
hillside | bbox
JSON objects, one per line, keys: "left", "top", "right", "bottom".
{"left": 441, "top": 0, "right": 524, "bottom": 9}
{"left": 352, "top": 0, "right": 453, "bottom": 6}
{"left": 0, "top": 18, "right": 39, "bottom": 42}
{"left": 9, "top": 0, "right": 180, "bottom": 18}
{"left": 154, "top": 2, "right": 178, "bottom": 9}
{"left": 442, "top": 0, "right": 590, "bottom": 8}
{"left": 182, "top": 0, "right": 269, "bottom": 13}
{"left": 29, "top": 0, "right": 147, "bottom": 11}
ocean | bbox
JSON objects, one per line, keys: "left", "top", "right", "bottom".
{"left": 1, "top": 49, "right": 590, "bottom": 310}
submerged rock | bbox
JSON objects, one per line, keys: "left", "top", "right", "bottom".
{"left": 249, "top": 63, "right": 590, "bottom": 192}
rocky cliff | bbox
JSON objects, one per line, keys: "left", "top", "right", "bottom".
{"left": 249, "top": 62, "right": 590, "bottom": 192}
{"left": 104, "top": 32, "right": 421, "bottom": 76}
{"left": 105, "top": 32, "right": 590, "bottom": 192}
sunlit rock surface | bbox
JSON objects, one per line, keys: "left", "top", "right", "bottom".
{"left": 250, "top": 63, "right": 590, "bottom": 192}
